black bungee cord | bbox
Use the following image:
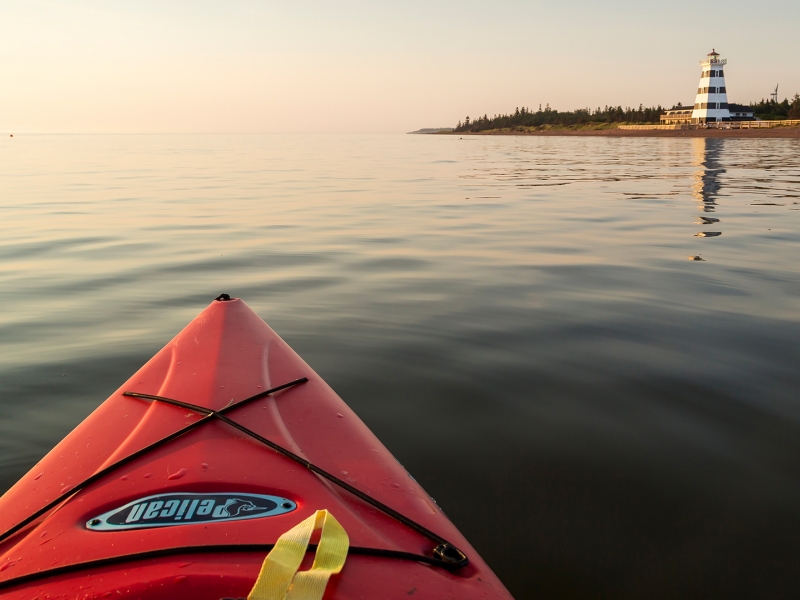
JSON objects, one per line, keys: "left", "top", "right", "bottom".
{"left": 122, "top": 388, "right": 468, "bottom": 568}
{"left": 0, "top": 378, "right": 309, "bottom": 547}
{"left": 0, "top": 374, "right": 468, "bottom": 591}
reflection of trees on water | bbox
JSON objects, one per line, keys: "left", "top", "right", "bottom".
{"left": 691, "top": 139, "right": 724, "bottom": 252}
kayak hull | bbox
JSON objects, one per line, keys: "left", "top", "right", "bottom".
{"left": 0, "top": 298, "right": 512, "bottom": 599}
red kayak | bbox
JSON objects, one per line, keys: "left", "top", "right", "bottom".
{"left": 0, "top": 296, "right": 513, "bottom": 599}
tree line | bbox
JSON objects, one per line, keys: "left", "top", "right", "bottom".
{"left": 454, "top": 96, "right": 800, "bottom": 132}
{"left": 751, "top": 94, "right": 800, "bottom": 120}
{"left": 454, "top": 105, "right": 665, "bottom": 132}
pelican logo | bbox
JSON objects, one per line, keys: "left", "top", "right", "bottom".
{"left": 219, "top": 498, "right": 258, "bottom": 517}
{"left": 86, "top": 492, "right": 296, "bottom": 531}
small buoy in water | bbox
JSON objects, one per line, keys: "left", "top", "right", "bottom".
{"left": 688, "top": 255, "right": 705, "bottom": 261}
{"left": 9, "top": 134, "right": 12, "bottom": 138}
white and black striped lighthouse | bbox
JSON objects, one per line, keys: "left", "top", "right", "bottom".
{"left": 691, "top": 50, "right": 730, "bottom": 124}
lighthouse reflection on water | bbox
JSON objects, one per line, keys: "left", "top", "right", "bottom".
{"left": 692, "top": 138, "right": 724, "bottom": 243}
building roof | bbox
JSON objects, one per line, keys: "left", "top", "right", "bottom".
{"left": 728, "top": 103, "right": 753, "bottom": 112}
{"left": 708, "top": 49, "right": 719, "bottom": 56}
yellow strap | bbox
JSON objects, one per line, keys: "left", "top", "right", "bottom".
{"left": 247, "top": 510, "right": 349, "bottom": 600}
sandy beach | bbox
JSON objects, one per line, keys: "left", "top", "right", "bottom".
{"left": 452, "top": 127, "right": 800, "bottom": 138}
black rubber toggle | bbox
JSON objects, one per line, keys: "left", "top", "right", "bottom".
{"left": 215, "top": 294, "right": 231, "bottom": 301}
{"left": 433, "top": 543, "right": 469, "bottom": 568}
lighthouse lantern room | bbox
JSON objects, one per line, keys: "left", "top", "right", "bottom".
{"left": 691, "top": 49, "right": 731, "bottom": 124}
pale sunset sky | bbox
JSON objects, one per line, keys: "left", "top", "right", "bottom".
{"left": 3, "top": 0, "right": 799, "bottom": 133}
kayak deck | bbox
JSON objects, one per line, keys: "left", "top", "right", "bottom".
{"left": 0, "top": 297, "right": 512, "bottom": 598}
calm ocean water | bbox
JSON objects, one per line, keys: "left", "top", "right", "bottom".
{"left": 1, "top": 134, "right": 799, "bottom": 598}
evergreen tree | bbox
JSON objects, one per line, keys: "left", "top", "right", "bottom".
{"left": 789, "top": 94, "right": 800, "bottom": 119}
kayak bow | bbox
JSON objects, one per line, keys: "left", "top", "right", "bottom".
{"left": 0, "top": 296, "right": 513, "bottom": 599}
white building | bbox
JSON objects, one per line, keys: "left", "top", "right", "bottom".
{"left": 661, "top": 108, "right": 694, "bottom": 124}
{"left": 728, "top": 103, "right": 754, "bottom": 119}
{"left": 691, "top": 50, "right": 731, "bottom": 124}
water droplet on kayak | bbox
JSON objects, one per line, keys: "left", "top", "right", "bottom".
{"left": 0, "top": 563, "right": 11, "bottom": 571}
{"left": 120, "top": 476, "right": 129, "bottom": 481}
{"left": 168, "top": 468, "right": 188, "bottom": 480}
{"left": 174, "top": 575, "right": 187, "bottom": 583}
{"left": 61, "top": 485, "right": 71, "bottom": 493}
{"left": 201, "top": 463, "right": 209, "bottom": 470}
{"left": 143, "top": 473, "right": 153, "bottom": 479}
{"left": 33, "top": 473, "right": 42, "bottom": 480}
{"left": 341, "top": 471, "right": 348, "bottom": 475}
{"left": 336, "top": 413, "right": 343, "bottom": 418}
{"left": 40, "top": 531, "right": 47, "bottom": 537}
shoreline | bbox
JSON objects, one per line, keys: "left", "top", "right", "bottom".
{"left": 447, "top": 127, "right": 800, "bottom": 138}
